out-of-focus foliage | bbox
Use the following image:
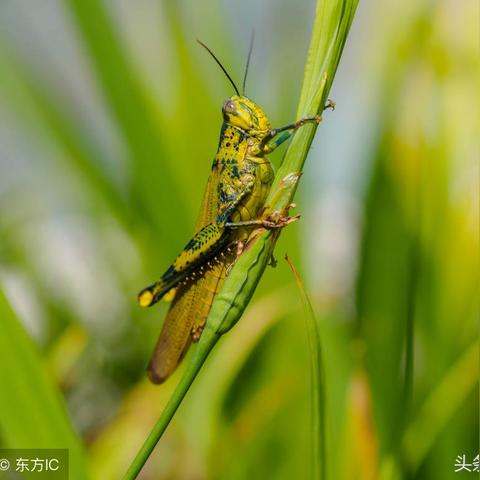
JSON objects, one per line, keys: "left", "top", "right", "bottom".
{"left": 0, "top": 289, "right": 88, "bottom": 479}
{"left": 0, "top": 0, "right": 477, "bottom": 479}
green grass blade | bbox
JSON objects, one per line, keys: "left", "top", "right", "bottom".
{"left": 0, "top": 289, "right": 89, "bottom": 480}
{"left": 122, "top": 331, "right": 219, "bottom": 480}
{"left": 65, "top": 0, "right": 189, "bottom": 254}
{"left": 285, "top": 255, "right": 326, "bottom": 480}
{"left": 355, "top": 152, "right": 414, "bottom": 455}
{"left": 402, "top": 342, "right": 479, "bottom": 471}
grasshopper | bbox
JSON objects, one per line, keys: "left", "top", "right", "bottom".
{"left": 138, "top": 40, "right": 322, "bottom": 383}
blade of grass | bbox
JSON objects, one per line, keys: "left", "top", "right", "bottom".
{"left": 355, "top": 151, "right": 413, "bottom": 456}
{"left": 402, "top": 342, "right": 479, "bottom": 471}
{"left": 0, "top": 289, "right": 89, "bottom": 480}
{"left": 285, "top": 254, "right": 326, "bottom": 480}
{"left": 122, "top": 332, "right": 218, "bottom": 479}
{"left": 65, "top": 0, "right": 188, "bottom": 255}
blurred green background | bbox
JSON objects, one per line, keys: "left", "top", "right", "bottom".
{"left": 0, "top": 0, "right": 477, "bottom": 479}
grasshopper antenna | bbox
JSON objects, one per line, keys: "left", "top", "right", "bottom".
{"left": 197, "top": 39, "right": 240, "bottom": 96}
{"left": 242, "top": 30, "right": 255, "bottom": 95}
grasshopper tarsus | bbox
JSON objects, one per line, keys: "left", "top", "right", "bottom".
{"left": 298, "top": 115, "right": 321, "bottom": 126}
{"left": 324, "top": 98, "right": 336, "bottom": 111}
{"left": 269, "top": 254, "right": 278, "bottom": 268}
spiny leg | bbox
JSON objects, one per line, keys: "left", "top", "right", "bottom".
{"left": 137, "top": 222, "right": 228, "bottom": 307}
{"left": 269, "top": 253, "right": 278, "bottom": 268}
{"left": 225, "top": 214, "right": 300, "bottom": 230}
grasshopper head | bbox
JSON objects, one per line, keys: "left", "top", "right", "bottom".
{"left": 222, "top": 96, "right": 271, "bottom": 138}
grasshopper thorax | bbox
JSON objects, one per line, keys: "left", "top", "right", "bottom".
{"left": 222, "top": 95, "right": 271, "bottom": 139}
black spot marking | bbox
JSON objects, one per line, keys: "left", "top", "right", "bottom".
{"left": 218, "top": 123, "right": 228, "bottom": 148}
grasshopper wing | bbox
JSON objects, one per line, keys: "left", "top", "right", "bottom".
{"left": 147, "top": 245, "right": 235, "bottom": 383}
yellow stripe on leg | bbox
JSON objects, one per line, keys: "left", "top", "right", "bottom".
{"left": 138, "top": 289, "right": 154, "bottom": 307}
{"left": 163, "top": 288, "right": 176, "bottom": 302}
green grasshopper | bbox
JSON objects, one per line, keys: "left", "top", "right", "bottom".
{"left": 138, "top": 40, "right": 322, "bottom": 383}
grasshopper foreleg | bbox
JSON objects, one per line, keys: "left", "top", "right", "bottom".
{"left": 261, "top": 103, "right": 334, "bottom": 154}
{"left": 262, "top": 115, "right": 320, "bottom": 153}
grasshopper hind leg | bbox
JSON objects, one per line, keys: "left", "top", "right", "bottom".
{"left": 146, "top": 244, "right": 236, "bottom": 384}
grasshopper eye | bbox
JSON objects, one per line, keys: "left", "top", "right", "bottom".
{"left": 223, "top": 100, "right": 236, "bottom": 114}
